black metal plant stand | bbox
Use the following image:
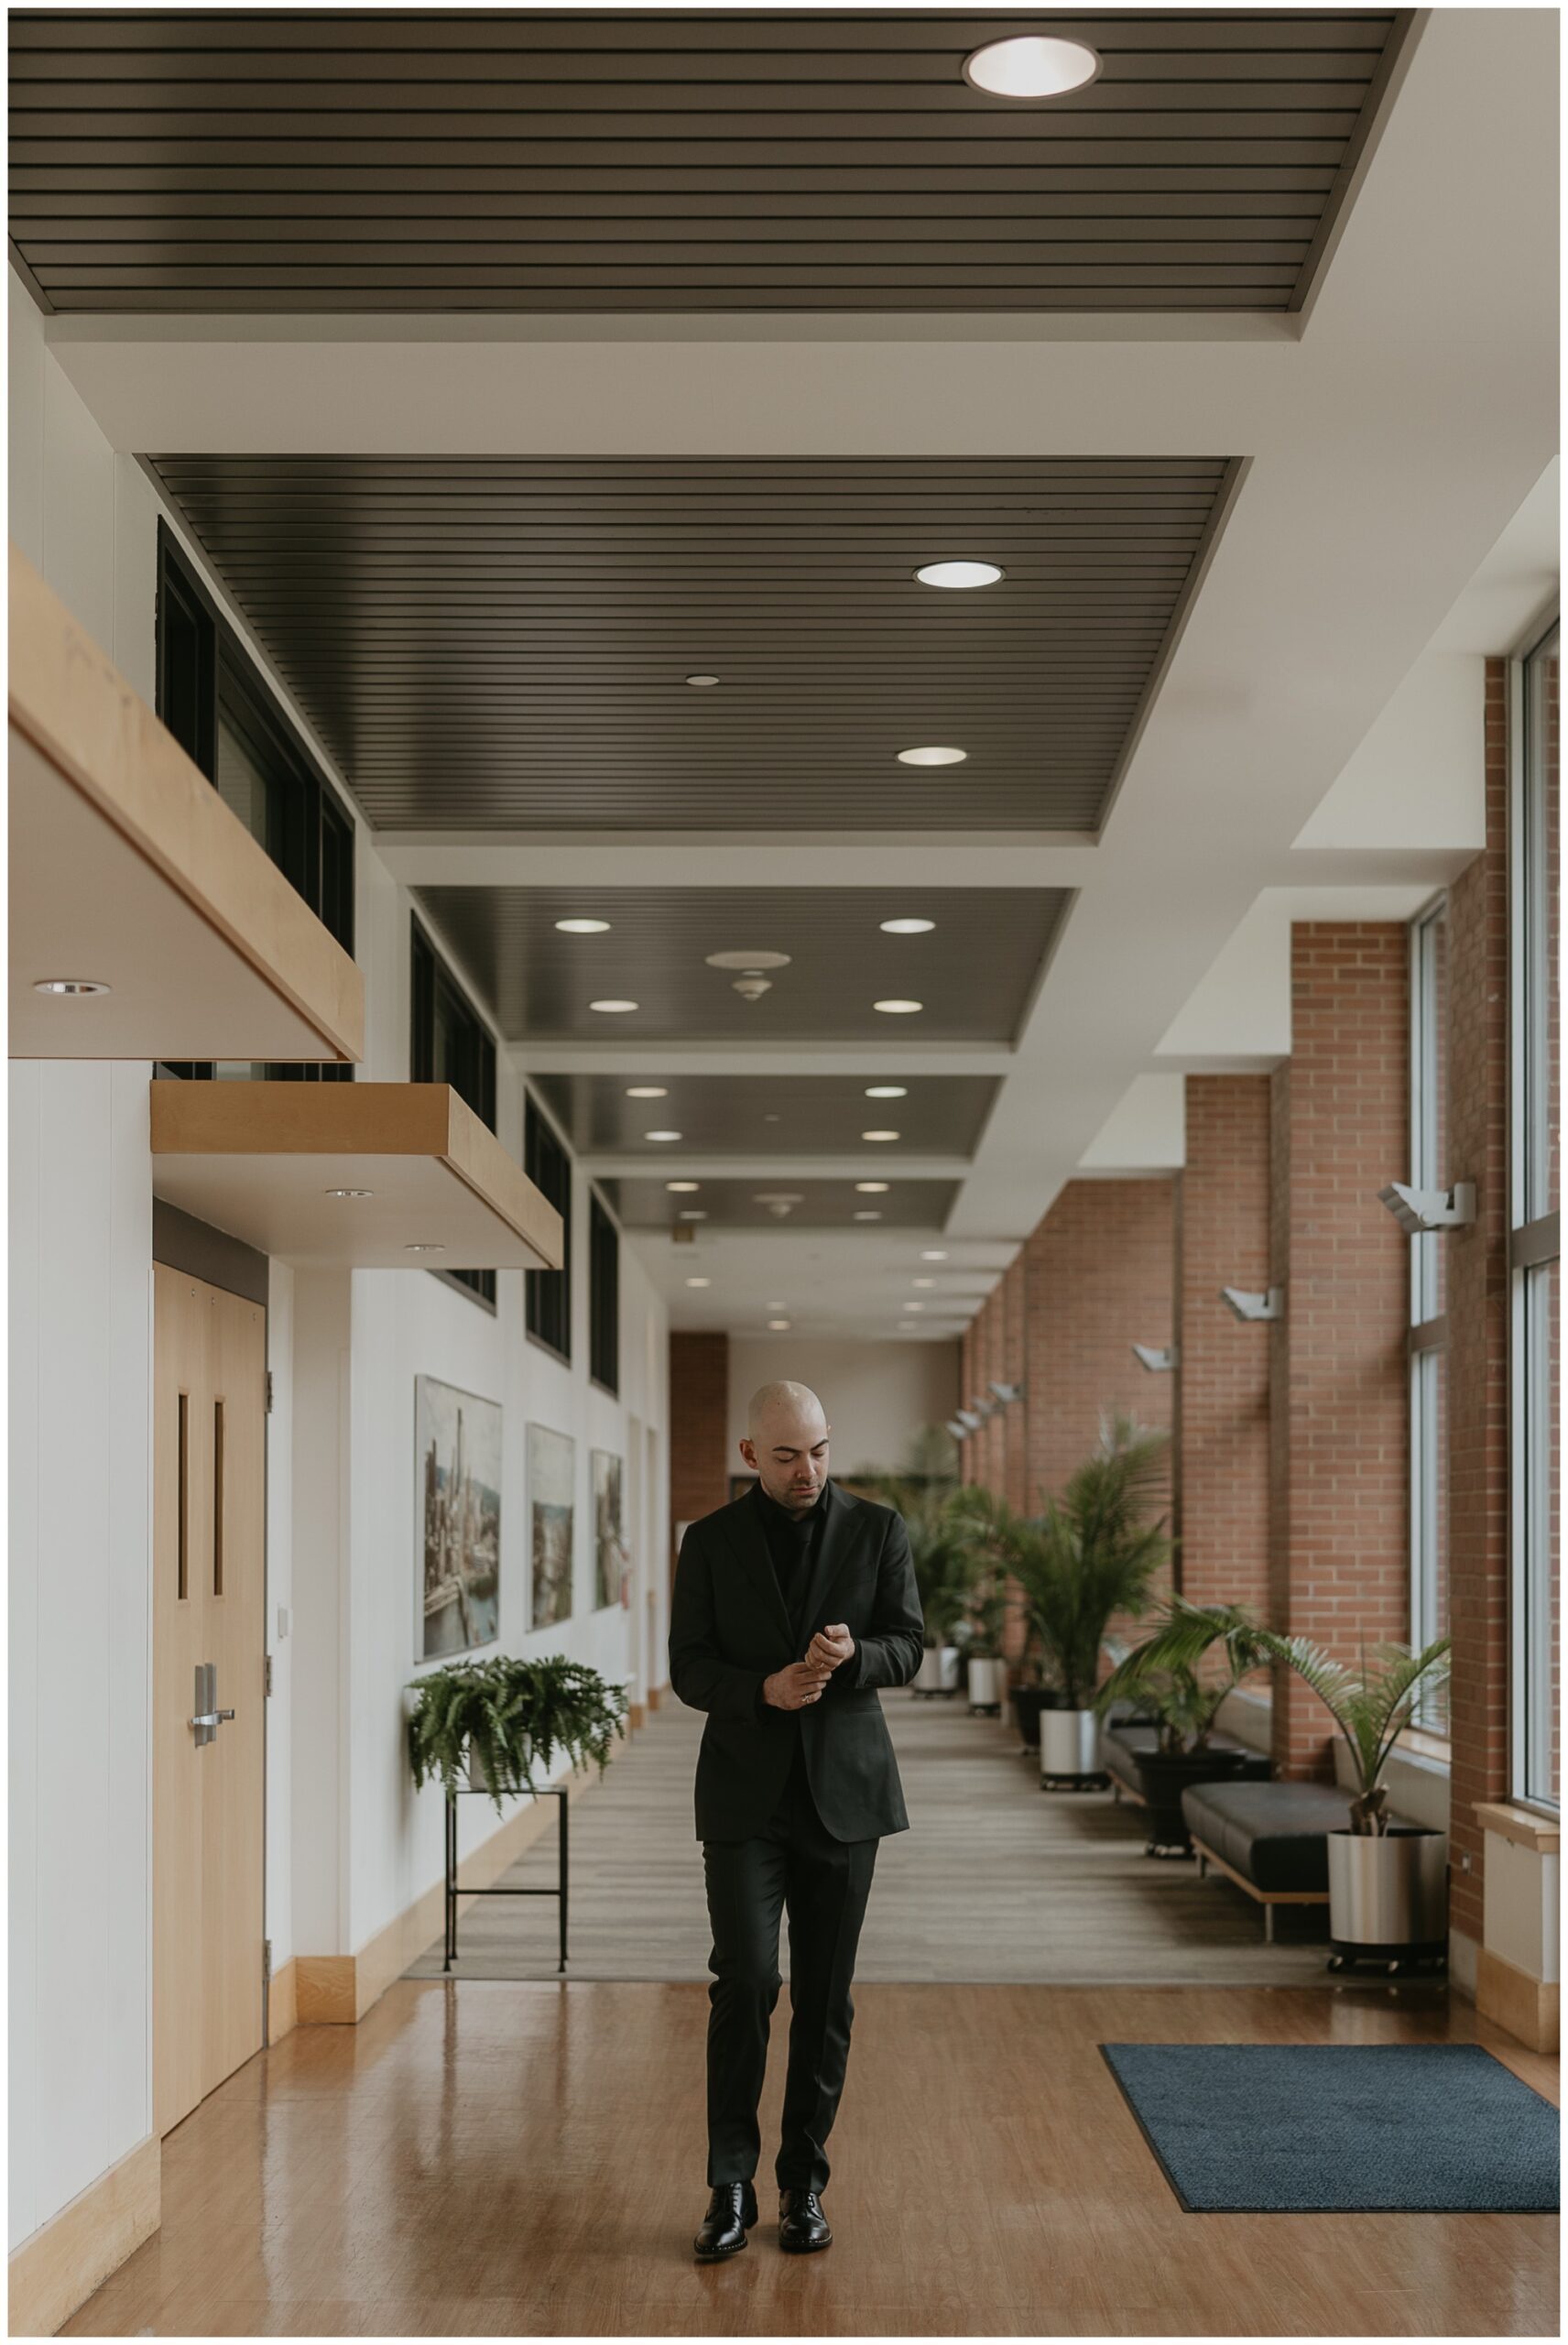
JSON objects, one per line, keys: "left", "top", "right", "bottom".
{"left": 443, "top": 1783, "right": 569, "bottom": 1974}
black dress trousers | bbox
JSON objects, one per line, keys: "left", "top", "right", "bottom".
{"left": 701, "top": 1726, "right": 878, "bottom": 2193}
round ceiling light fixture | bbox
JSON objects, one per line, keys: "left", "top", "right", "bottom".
{"left": 667, "top": 1179, "right": 701, "bottom": 1194}
{"left": 555, "top": 916, "right": 610, "bottom": 933}
{"left": 912, "top": 1278, "right": 935, "bottom": 1288}
{"left": 861, "top": 1129, "right": 900, "bottom": 1143}
{"left": 880, "top": 917, "right": 936, "bottom": 934}
{"left": 626, "top": 1085, "right": 668, "bottom": 1099}
{"left": 768, "top": 1318, "right": 791, "bottom": 1332}
{"left": 686, "top": 672, "right": 721, "bottom": 687}
{"left": 705, "top": 949, "right": 790, "bottom": 971}
{"left": 906, "top": 1302, "right": 925, "bottom": 1313}
{"left": 915, "top": 559, "right": 1005, "bottom": 590}
{"left": 590, "top": 998, "right": 638, "bottom": 1013}
{"left": 854, "top": 1210, "right": 882, "bottom": 1222}
{"left": 404, "top": 1242, "right": 445, "bottom": 1254}
{"left": 855, "top": 1181, "right": 890, "bottom": 1194}
{"left": 325, "top": 1187, "right": 373, "bottom": 1199}
{"left": 685, "top": 1276, "right": 711, "bottom": 1289}
{"left": 678, "top": 1209, "right": 707, "bottom": 1221}
{"left": 963, "top": 34, "right": 1102, "bottom": 100}
{"left": 897, "top": 745, "right": 966, "bottom": 768}
{"left": 644, "top": 1129, "right": 682, "bottom": 1142}
{"left": 898, "top": 1321, "right": 919, "bottom": 1332}
{"left": 33, "top": 976, "right": 110, "bottom": 996}
{"left": 865, "top": 1085, "right": 908, "bottom": 1099}
{"left": 920, "top": 1249, "right": 948, "bottom": 1260}
{"left": 754, "top": 1191, "right": 803, "bottom": 1220}
{"left": 874, "top": 998, "right": 923, "bottom": 1015}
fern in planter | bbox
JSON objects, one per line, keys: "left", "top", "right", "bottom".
{"left": 406, "top": 1652, "right": 628, "bottom": 1817}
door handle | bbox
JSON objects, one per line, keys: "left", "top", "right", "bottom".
{"left": 190, "top": 1663, "right": 235, "bottom": 1743}
{"left": 190, "top": 1709, "right": 235, "bottom": 1729}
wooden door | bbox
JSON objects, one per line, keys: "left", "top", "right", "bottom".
{"left": 153, "top": 1265, "right": 267, "bottom": 2136}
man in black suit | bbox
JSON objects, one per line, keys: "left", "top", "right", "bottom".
{"left": 668, "top": 1380, "right": 924, "bottom": 2261}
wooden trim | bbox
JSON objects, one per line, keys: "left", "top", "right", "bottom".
{"left": 627, "top": 1702, "right": 646, "bottom": 1731}
{"left": 1477, "top": 1945, "right": 1561, "bottom": 2055}
{"left": 1474, "top": 1801, "right": 1562, "bottom": 1855}
{"left": 8, "top": 541, "right": 363, "bottom": 1064}
{"left": 1189, "top": 1834, "right": 1331, "bottom": 1909}
{"left": 152, "top": 1199, "right": 269, "bottom": 1306}
{"left": 7, "top": 2133, "right": 160, "bottom": 2339}
{"left": 267, "top": 1955, "right": 299, "bottom": 2045}
{"left": 149, "top": 1080, "right": 564, "bottom": 1271}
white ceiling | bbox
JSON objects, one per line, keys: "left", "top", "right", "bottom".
{"left": 38, "top": 6, "right": 1560, "bottom": 1343}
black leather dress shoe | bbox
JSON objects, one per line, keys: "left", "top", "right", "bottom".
{"left": 693, "top": 2181, "right": 758, "bottom": 2260}
{"left": 779, "top": 2187, "right": 833, "bottom": 2252}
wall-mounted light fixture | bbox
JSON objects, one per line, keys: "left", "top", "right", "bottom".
{"left": 1377, "top": 1181, "right": 1476, "bottom": 1233}
{"left": 955, "top": 1408, "right": 984, "bottom": 1431}
{"left": 1131, "top": 1343, "right": 1179, "bottom": 1373}
{"left": 1220, "top": 1286, "right": 1284, "bottom": 1323}
{"left": 988, "top": 1380, "right": 1025, "bottom": 1402}
{"left": 945, "top": 1418, "right": 971, "bottom": 1442}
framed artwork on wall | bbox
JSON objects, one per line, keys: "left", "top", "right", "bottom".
{"left": 528, "top": 1423, "right": 576, "bottom": 1630}
{"left": 591, "top": 1448, "right": 626, "bottom": 1611}
{"left": 416, "top": 1375, "right": 502, "bottom": 1662}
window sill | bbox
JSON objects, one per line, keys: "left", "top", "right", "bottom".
{"left": 1475, "top": 1801, "right": 1561, "bottom": 1855}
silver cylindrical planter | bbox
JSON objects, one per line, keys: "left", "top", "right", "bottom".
{"left": 967, "top": 1656, "right": 1004, "bottom": 1712}
{"left": 1327, "top": 1827, "right": 1448, "bottom": 1951}
{"left": 1040, "top": 1706, "right": 1101, "bottom": 1783}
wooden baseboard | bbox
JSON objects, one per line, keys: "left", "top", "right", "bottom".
{"left": 1477, "top": 1944, "right": 1561, "bottom": 2054}
{"left": 295, "top": 1754, "right": 603, "bottom": 2025}
{"left": 7, "top": 2133, "right": 160, "bottom": 2338}
{"left": 627, "top": 1701, "right": 646, "bottom": 1730}
{"left": 267, "top": 1955, "right": 298, "bottom": 2045}
{"left": 647, "top": 1684, "right": 663, "bottom": 1710}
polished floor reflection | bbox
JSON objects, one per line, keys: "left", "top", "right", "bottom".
{"left": 64, "top": 1979, "right": 1557, "bottom": 2336}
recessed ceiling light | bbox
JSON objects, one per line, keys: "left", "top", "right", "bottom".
{"left": 906, "top": 1302, "right": 925, "bottom": 1312}
{"left": 644, "top": 1129, "right": 683, "bottom": 1143}
{"left": 590, "top": 998, "right": 638, "bottom": 1013}
{"left": 404, "top": 1242, "right": 445, "bottom": 1253}
{"left": 626, "top": 1085, "right": 668, "bottom": 1098}
{"left": 874, "top": 999, "right": 923, "bottom": 1015}
{"left": 855, "top": 1181, "right": 890, "bottom": 1194}
{"left": 880, "top": 918, "right": 936, "bottom": 935}
{"left": 897, "top": 746, "right": 966, "bottom": 768}
{"left": 686, "top": 673, "right": 721, "bottom": 687}
{"left": 920, "top": 1249, "right": 948, "bottom": 1260}
{"left": 964, "top": 34, "right": 1101, "bottom": 100}
{"left": 768, "top": 1300, "right": 788, "bottom": 1311}
{"left": 898, "top": 1320, "right": 919, "bottom": 1331}
{"left": 915, "top": 559, "right": 1005, "bottom": 590}
{"left": 912, "top": 1278, "right": 935, "bottom": 1288}
{"left": 854, "top": 1210, "right": 882, "bottom": 1222}
{"left": 866, "top": 1085, "right": 908, "bottom": 1099}
{"left": 763, "top": 1113, "right": 780, "bottom": 1123}
{"left": 862, "top": 1129, "right": 900, "bottom": 1143}
{"left": 33, "top": 976, "right": 110, "bottom": 996}
{"left": 768, "top": 1319, "right": 791, "bottom": 1331}
{"left": 685, "top": 1276, "right": 712, "bottom": 1289}
{"left": 679, "top": 1209, "right": 707, "bottom": 1221}
{"left": 325, "top": 1187, "right": 373, "bottom": 1199}
{"left": 555, "top": 917, "right": 610, "bottom": 934}
{"left": 667, "top": 1180, "right": 701, "bottom": 1193}
{"left": 705, "top": 949, "right": 790, "bottom": 971}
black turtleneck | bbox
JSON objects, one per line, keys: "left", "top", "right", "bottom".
{"left": 752, "top": 1479, "right": 830, "bottom": 1721}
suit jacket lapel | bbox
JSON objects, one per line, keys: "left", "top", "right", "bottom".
{"left": 723, "top": 1496, "right": 797, "bottom": 1655}
{"left": 797, "top": 1481, "right": 866, "bottom": 1644}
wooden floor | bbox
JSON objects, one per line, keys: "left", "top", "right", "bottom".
{"left": 405, "top": 1692, "right": 1343, "bottom": 1986}
{"left": 64, "top": 1980, "right": 1556, "bottom": 2337}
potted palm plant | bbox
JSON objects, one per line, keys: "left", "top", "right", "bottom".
{"left": 1095, "top": 1624, "right": 1259, "bottom": 1853}
{"left": 406, "top": 1652, "right": 628, "bottom": 1817}
{"left": 953, "top": 1414, "right": 1171, "bottom": 1785}
{"left": 1098, "top": 1599, "right": 1452, "bottom": 1958}
{"left": 851, "top": 1428, "right": 970, "bottom": 1696}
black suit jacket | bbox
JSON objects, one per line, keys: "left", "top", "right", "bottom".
{"left": 668, "top": 1480, "right": 925, "bottom": 1842}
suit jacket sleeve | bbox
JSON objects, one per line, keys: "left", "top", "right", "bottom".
{"left": 667, "top": 1522, "right": 770, "bottom": 1725}
{"left": 839, "top": 1510, "right": 926, "bottom": 1694}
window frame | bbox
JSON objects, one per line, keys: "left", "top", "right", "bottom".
{"left": 409, "top": 915, "right": 498, "bottom": 1314}
{"left": 588, "top": 1187, "right": 620, "bottom": 1398}
{"left": 523, "top": 1091, "right": 573, "bottom": 1365}
{"left": 1406, "top": 889, "right": 1451, "bottom": 1725}
{"left": 1508, "top": 607, "right": 1561, "bottom": 1816}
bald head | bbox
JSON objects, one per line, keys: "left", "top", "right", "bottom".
{"left": 741, "top": 1380, "right": 831, "bottom": 1514}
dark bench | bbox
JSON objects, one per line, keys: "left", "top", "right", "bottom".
{"left": 1100, "top": 1721, "right": 1269, "bottom": 1807}
{"left": 1181, "top": 1778, "right": 1356, "bottom": 1941}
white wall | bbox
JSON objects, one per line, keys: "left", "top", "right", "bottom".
{"left": 726, "top": 1336, "right": 958, "bottom": 1479}
{"left": 7, "top": 276, "right": 669, "bottom": 2251}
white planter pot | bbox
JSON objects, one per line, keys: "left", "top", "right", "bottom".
{"left": 1040, "top": 1707, "right": 1101, "bottom": 1783}
{"left": 966, "top": 1656, "right": 1005, "bottom": 1711}
{"left": 914, "top": 1643, "right": 960, "bottom": 1695}
{"left": 1327, "top": 1827, "right": 1448, "bottom": 1951}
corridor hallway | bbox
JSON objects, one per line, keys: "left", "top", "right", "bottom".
{"left": 60, "top": 1696, "right": 1558, "bottom": 2337}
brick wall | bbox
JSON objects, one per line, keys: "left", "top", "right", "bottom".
{"left": 1023, "top": 1177, "right": 1176, "bottom": 1509}
{"left": 1175, "top": 1075, "right": 1272, "bottom": 1610}
{"left": 1269, "top": 924, "right": 1410, "bottom": 1778}
{"left": 670, "top": 1331, "right": 730, "bottom": 1565}
{"left": 1003, "top": 1253, "right": 1029, "bottom": 1511}
{"left": 1446, "top": 660, "right": 1512, "bottom": 1943}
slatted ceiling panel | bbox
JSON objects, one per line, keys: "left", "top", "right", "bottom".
{"left": 531, "top": 1073, "right": 1000, "bottom": 1159}
{"left": 408, "top": 887, "right": 1068, "bottom": 1046}
{"left": 148, "top": 454, "right": 1232, "bottom": 831}
{"left": 10, "top": 10, "right": 1410, "bottom": 314}
{"left": 604, "top": 1177, "right": 962, "bottom": 1232}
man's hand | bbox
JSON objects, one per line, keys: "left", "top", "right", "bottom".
{"left": 805, "top": 1622, "right": 855, "bottom": 1675}
{"left": 762, "top": 1659, "right": 834, "bottom": 1710}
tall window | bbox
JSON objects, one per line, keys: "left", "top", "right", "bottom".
{"left": 156, "top": 522, "right": 354, "bottom": 1081}
{"left": 1408, "top": 893, "right": 1450, "bottom": 1726}
{"left": 524, "top": 1095, "right": 572, "bottom": 1361}
{"left": 411, "top": 919, "right": 497, "bottom": 1310}
{"left": 589, "top": 1191, "right": 620, "bottom": 1396}
{"left": 1510, "top": 616, "right": 1560, "bottom": 1810}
